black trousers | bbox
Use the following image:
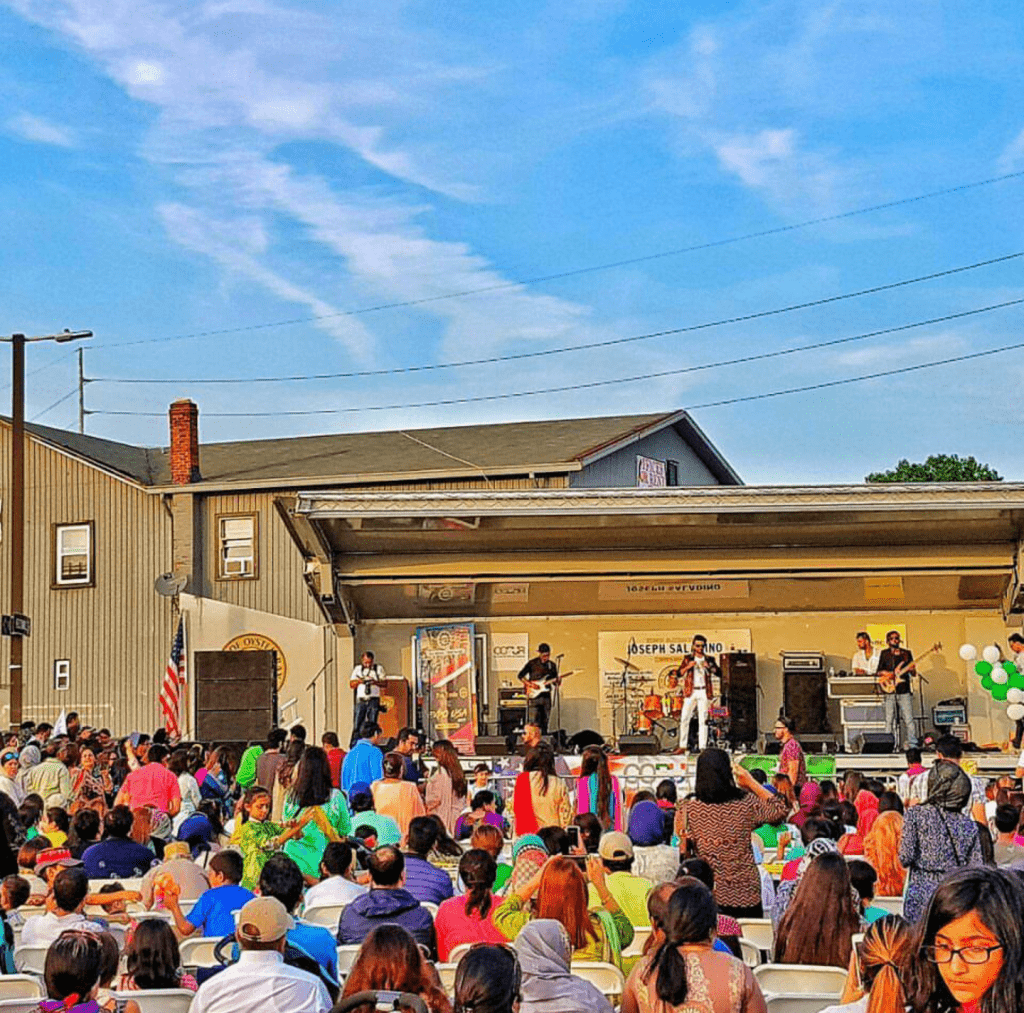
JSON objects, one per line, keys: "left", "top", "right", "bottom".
{"left": 530, "top": 694, "right": 552, "bottom": 734}
{"left": 351, "top": 697, "right": 381, "bottom": 747}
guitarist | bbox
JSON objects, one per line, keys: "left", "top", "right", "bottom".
{"left": 876, "top": 630, "right": 918, "bottom": 749}
{"left": 517, "top": 642, "right": 560, "bottom": 734}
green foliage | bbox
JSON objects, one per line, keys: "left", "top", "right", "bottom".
{"left": 865, "top": 454, "right": 1002, "bottom": 483}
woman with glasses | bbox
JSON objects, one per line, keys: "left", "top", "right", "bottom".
{"left": 453, "top": 943, "right": 523, "bottom": 1013}
{"left": 907, "top": 866, "right": 1024, "bottom": 1013}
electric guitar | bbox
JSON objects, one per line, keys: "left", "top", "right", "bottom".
{"left": 877, "top": 642, "right": 941, "bottom": 694}
{"left": 524, "top": 670, "right": 577, "bottom": 699}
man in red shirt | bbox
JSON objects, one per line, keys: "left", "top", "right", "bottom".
{"left": 322, "top": 731, "right": 346, "bottom": 789}
{"left": 115, "top": 743, "right": 181, "bottom": 839}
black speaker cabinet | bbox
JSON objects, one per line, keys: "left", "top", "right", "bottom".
{"left": 784, "top": 670, "right": 829, "bottom": 735}
{"left": 618, "top": 735, "right": 660, "bottom": 755}
{"left": 720, "top": 652, "right": 758, "bottom": 745}
{"left": 854, "top": 731, "right": 896, "bottom": 754}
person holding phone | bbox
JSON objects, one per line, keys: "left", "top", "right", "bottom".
{"left": 584, "top": 832, "right": 654, "bottom": 930}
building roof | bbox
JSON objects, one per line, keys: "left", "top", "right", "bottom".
{"left": 8, "top": 409, "right": 741, "bottom": 491}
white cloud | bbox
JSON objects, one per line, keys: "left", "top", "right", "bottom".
{"left": 998, "top": 128, "right": 1024, "bottom": 173}
{"left": 6, "top": 111, "right": 76, "bottom": 147}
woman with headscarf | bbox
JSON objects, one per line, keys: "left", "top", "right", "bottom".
{"left": 899, "top": 760, "right": 983, "bottom": 923}
{"left": 515, "top": 919, "right": 614, "bottom": 1013}
{"left": 501, "top": 834, "right": 548, "bottom": 896}
{"left": 863, "top": 808, "right": 905, "bottom": 898}
{"left": 628, "top": 800, "right": 678, "bottom": 884}
{"left": 839, "top": 789, "right": 880, "bottom": 856}
{"left": 790, "top": 781, "right": 821, "bottom": 833}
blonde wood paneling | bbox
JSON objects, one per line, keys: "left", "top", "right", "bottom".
{"left": 0, "top": 429, "right": 173, "bottom": 733}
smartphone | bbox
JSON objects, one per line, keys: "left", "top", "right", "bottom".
{"left": 566, "top": 825, "right": 581, "bottom": 850}
{"left": 130, "top": 731, "right": 142, "bottom": 748}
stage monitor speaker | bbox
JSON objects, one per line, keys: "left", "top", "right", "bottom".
{"left": 618, "top": 735, "right": 660, "bottom": 755}
{"left": 566, "top": 729, "right": 605, "bottom": 753}
{"left": 720, "top": 652, "right": 758, "bottom": 745}
{"left": 854, "top": 732, "right": 896, "bottom": 754}
{"left": 474, "top": 736, "right": 509, "bottom": 757}
{"left": 784, "top": 670, "right": 828, "bottom": 736}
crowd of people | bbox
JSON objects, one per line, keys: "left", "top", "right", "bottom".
{"left": 0, "top": 714, "right": 1022, "bottom": 1012}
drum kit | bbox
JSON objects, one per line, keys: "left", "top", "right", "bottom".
{"left": 605, "top": 656, "right": 681, "bottom": 750}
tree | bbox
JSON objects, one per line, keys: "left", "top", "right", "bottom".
{"left": 865, "top": 454, "right": 1002, "bottom": 483}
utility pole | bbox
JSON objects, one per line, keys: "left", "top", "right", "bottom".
{"left": 78, "top": 347, "right": 85, "bottom": 434}
{"left": 2, "top": 328, "right": 92, "bottom": 724}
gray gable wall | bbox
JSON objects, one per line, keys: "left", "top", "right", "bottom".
{"left": 571, "top": 423, "right": 718, "bottom": 487}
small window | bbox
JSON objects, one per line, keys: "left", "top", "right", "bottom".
{"left": 54, "top": 523, "right": 94, "bottom": 587}
{"left": 217, "top": 513, "right": 258, "bottom": 580}
{"left": 54, "top": 660, "right": 70, "bottom": 691}
{"left": 666, "top": 460, "right": 680, "bottom": 486}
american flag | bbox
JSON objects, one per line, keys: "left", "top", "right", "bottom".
{"left": 160, "top": 617, "right": 187, "bottom": 739}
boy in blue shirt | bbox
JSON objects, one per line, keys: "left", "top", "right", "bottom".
{"left": 165, "top": 850, "right": 253, "bottom": 938}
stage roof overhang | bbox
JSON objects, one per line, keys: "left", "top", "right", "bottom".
{"left": 281, "top": 484, "right": 1024, "bottom": 621}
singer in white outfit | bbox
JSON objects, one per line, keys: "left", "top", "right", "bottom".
{"left": 676, "top": 635, "right": 719, "bottom": 752}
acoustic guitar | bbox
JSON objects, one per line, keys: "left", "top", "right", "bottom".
{"left": 877, "top": 641, "right": 941, "bottom": 694}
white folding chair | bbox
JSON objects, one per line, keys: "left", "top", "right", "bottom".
{"left": 738, "top": 918, "right": 774, "bottom": 955}
{"left": 13, "top": 943, "right": 49, "bottom": 975}
{"left": 0, "top": 976, "right": 42, "bottom": 1000}
{"left": 178, "top": 936, "right": 222, "bottom": 969}
{"left": 621, "top": 925, "right": 652, "bottom": 957}
{"left": 571, "top": 962, "right": 625, "bottom": 1004}
{"left": 13, "top": 905, "right": 46, "bottom": 920}
{"left": 133, "top": 910, "right": 175, "bottom": 923}
{"left": 447, "top": 942, "right": 474, "bottom": 965}
{"left": 0, "top": 999, "right": 48, "bottom": 1013}
{"left": 739, "top": 937, "right": 762, "bottom": 968}
{"left": 765, "top": 995, "right": 840, "bottom": 1013}
{"left": 421, "top": 901, "right": 439, "bottom": 917}
{"left": 754, "top": 964, "right": 847, "bottom": 996}
{"left": 111, "top": 989, "right": 195, "bottom": 1013}
{"left": 337, "top": 944, "right": 361, "bottom": 976}
{"left": 302, "top": 903, "right": 346, "bottom": 927}
{"left": 435, "top": 963, "right": 458, "bottom": 993}
{"left": 873, "top": 895, "right": 904, "bottom": 916}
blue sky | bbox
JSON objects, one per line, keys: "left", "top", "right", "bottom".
{"left": 1, "top": 1, "right": 1022, "bottom": 483}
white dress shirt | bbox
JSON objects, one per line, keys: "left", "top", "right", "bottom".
{"left": 351, "top": 663, "right": 385, "bottom": 700}
{"left": 303, "top": 875, "right": 367, "bottom": 911}
{"left": 188, "top": 950, "right": 330, "bottom": 1013}
{"left": 851, "top": 649, "right": 879, "bottom": 675}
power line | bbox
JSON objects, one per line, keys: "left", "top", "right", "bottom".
{"left": 86, "top": 170, "right": 1024, "bottom": 352}
{"left": 89, "top": 301, "right": 1024, "bottom": 418}
{"left": 30, "top": 387, "right": 78, "bottom": 423}
{"left": 89, "top": 251, "right": 1024, "bottom": 384}
{"left": 0, "top": 346, "right": 83, "bottom": 395}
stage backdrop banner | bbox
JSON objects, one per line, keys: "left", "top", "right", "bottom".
{"left": 418, "top": 623, "right": 477, "bottom": 754}
{"left": 865, "top": 623, "right": 908, "bottom": 651}
{"left": 491, "top": 633, "right": 530, "bottom": 673}
{"left": 598, "top": 630, "right": 752, "bottom": 694}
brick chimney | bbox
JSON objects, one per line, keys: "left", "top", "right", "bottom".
{"left": 169, "top": 399, "right": 201, "bottom": 484}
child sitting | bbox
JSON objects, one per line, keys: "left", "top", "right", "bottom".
{"left": 165, "top": 850, "right": 253, "bottom": 939}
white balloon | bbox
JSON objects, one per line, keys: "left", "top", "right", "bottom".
{"left": 992, "top": 667, "right": 1009, "bottom": 684}
{"left": 958, "top": 644, "right": 977, "bottom": 661}
{"left": 1007, "top": 703, "right": 1024, "bottom": 722}
{"left": 1008, "top": 688, "right": 1024, "bottom": 705}
{"left": 983, "top": 645, "right": 1001, "bottom": 665}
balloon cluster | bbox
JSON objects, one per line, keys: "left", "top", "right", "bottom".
{"left": 959, "top": 643, "right": 1024, "bottom": 721}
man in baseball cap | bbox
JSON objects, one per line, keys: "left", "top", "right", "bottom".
{"left": 188, "top": 896, "right": 329, "bottom": 1013}
{"left": 588, "top": 831, "right": 654, "bottom": 930}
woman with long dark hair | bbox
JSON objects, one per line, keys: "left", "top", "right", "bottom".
{"left": 512, "top": 745, "right": 571, "bottom": 835}
{"left": 435, "top": 849, "right": 508, "bottom": 961}
{"left": 576, "top": 746, "right": 622, "bottom": 831}
{"left": 906, "top": 866, "right": 1024, "bottom": 1013}
{"left": 119, "top": 918, "right": 198, "bottom": 992}
{"left": 282, "top": 745, "right": 352, "bottom": 881}
{"left": 372, "top": 751, "right": 426, "bottom": 839}
{"left": 340, "top": 924, "right": 453, "bottom": 1013}
{"left": 425, "top": 740, "right": 470, "bottom": 838}
{"left": 900, "top": 762, "right": 983, "bottom": 923}
{"left": 773, "top": 852, "right": 863, "bottom": 968}
{"left": 454, "top": 943, "right": 523, "bottom": 1013}
{"left": 621, "top": 879, "right": 765, "bottom": 1013}
{"left": 674, "top": 749, "right": 788, "bottom": 918}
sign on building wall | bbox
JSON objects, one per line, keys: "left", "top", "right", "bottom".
{"left": 223, "top": 632, "right": 287, "bottom": 689}
{"left": 492, "top": 583, "right": 530, "bottom": 604}
{"left": 636, "top": 455, "right": 667, "bottom": 488}
{"left": 490, "top": 633, "right": 530, "bottom": 672}
{"left": 598, "top": 580, "right": 750, "bottom": 600}
{"left": 598, "top": 629, "right": 752, "bottom": 694}
{"left": 417, "top": 623, "right": 477, "bottom": 754}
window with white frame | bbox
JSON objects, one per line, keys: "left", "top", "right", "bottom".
{"left": 54, "top": 523, "right": 93, "bottom": 587}
{"left": 54, "top": 660, "right": 70, "bottom": 691}
{"left": 217, "top": 513, "right": 257, "bottom": 579}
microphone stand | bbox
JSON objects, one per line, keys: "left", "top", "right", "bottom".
{"left": 915, "top": 672, "right": 930, "bottom": 747}
{"left": 553, "top": 653, "right": 564, "bottom": 752}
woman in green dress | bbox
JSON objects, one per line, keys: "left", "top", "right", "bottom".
{"left": 282, "top": 745, "right": 352, "bottom": 882}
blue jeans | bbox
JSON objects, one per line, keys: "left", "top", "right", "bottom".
{"left": 885, "top": 692, "right": 916, "bottom": 749}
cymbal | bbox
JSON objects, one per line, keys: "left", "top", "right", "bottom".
{"left": 614, "top": 657, "right": 640, "bottom": 671}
